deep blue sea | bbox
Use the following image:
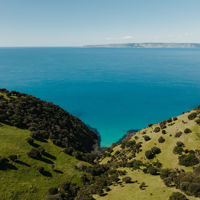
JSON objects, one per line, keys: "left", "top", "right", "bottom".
{"left": 0, "top": 47, "right": 200, "bottom": 146}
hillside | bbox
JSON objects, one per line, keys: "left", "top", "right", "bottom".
{"left": 0, "top": 89, "right": 99, "bottom": 200}
{"left": 0, "top": 123, "right": 85, "bottom": 200}
{"left": 0, "top": 89, "right": 98, "bottom": 153}
{"left": 1, "top": 89, "right": 200, "bottom": 200}
{"left": 93, "top": 107, "right": 200, "bottom": 200}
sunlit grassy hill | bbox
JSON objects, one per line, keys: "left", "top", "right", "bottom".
{"left": 0, "top": 123, "right": 84, "bottom": 200}
{"left": 95, "top": 108, "right": 200, "bottom": 200}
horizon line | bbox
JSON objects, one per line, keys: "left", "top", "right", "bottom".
{"left": 0, "top": 42, "right": 200, "bottom": 48}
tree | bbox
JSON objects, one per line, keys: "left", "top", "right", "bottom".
{"left": 169, "top": 192, "right": 188, "bottom": 200}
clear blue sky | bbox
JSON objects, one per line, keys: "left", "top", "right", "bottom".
{"left": 0, "top": 0, "right": 200, "bottom": 46}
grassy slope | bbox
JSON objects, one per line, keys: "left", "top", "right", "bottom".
{"left": 95, "top": 169, "right": 198, "bottom": 200}
{"left": 97, "top": 109, "right": 200, "bottom": 200}
{"left": 0, "top": 123, "right": 84, "bottom": 200}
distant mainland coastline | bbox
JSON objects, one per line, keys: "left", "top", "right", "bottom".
{"left": 83, "top": 42, "right": 200, "bottom": 48}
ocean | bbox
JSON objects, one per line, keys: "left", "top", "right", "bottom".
{"left": 0, "top": 47, "right": 200, "bottom": 146}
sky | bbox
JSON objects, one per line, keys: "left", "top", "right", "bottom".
{"left": 0, "top": 0, "right": 200, "bottom": 47}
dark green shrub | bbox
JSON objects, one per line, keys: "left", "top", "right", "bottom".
{"left": 176, "top": 141, "right": 184, "bottom": 147}
{"left": 27, "top": 148, "right": 41, "bottom": 159}
{"left": 122, "top": 176, "right": 132, "bottom": 183}
{"left": 184, "top": 128, "right": 192, "bottom": 134}
{"left": 151, "top": 147, "right": 161, "bottom": 154}
{"left": 173, "top": 146, "right": 184, "bottom": 155}
{"left": 37, "top": 166, "right": 44, "bottom": 174}
{"left": 48, "top": 187, "right": 58, "bottom": 195}
{"left": 26, "top": 137, "right": 34, "bottom": 145}
{"left": 188, "top": 183, "right": 200, "bottom": 195}
{"left": 147, "top": 166, "right": 158, "bottom": 175}
{"left": 195, "top": 119, "right": 200, "bottom": 125}
{"left": 143, "top": 135, "right": 151, "bottom": 141}
{"left": 188, "top": 112, "right": 197, "bottom": 120}
{"left": 175, "top": 131, "right": 182, "bottom": 138}
{"left": 179, "top": 152, "right": 199, "bottom": 167}
{"left": 154, "top": 127, "right": 160, "bottom": 133}
{"left": 8, "top": 155, "right": 18, "bottom": 162}
{"left": 180, "top": 182, "right": 190, "bottom": 192}
{"left": 126, "top": 140, "right": 136, "bottom": 148}
{"left": 158, "top": 136, "right": 165, "bottom": 143}
{"left": 162, "top": 130, "right": 167, "bottom": 134}
{"left": 160, "top": 121, "right": 167, "bottom": 129}
{"left": 63, "top": 147, "right": 73, "bottom": 155}
{"left": 173, "top": 117, "right": 178, "bottom": 121}
{"left": 160, "top": 168, "right": 171, "bottom": 179}
{"left": 145, "top": 150, "right": 154, "bottom": 159}
{"left": 169, "top": 192, "right": 188, "bottom": 200}
{"left": 167, "top": 118, "right": 173, "bottom": 123}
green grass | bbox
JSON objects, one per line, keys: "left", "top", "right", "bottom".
{"left": 94, "top": 169, "right": 199, "bottom": 200}
{"left": 0, "top": 123, "right": 84, "bottom": 200}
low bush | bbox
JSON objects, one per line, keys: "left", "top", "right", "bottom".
{"left": 122, "top": 176, "right": 132, "bottom": 183}
{"left": 169, "top": 192, "right": 188, "bottom": 200}
{"left": 160, "top": 121, "right": 167, "bottom": 129}
{"left": 188, "top": 112, "right": 197, "bottom": 120}
{"left": 26, "top": 137, "right": 34, "bottom": 145}
{"left": 195, "top": 119, "right": 200, "bottom": 125}
{"left": 184, "top": 128, "right": 192, "bottom": 134}
{"left": 63, "top": 147, "right": 73, "bottom": 155}
{"left": 151, "top": 147, "right": 161, "bottom": 154}
{"left": 167, "top": 118, "right": 172, "bottom": 123}
{"left": 179, "top": 152, "right": 199, "bottom": 167}
{"left": 154, "top": 127, "right": 160, "bottom": 133}
{"left": 158, "top": 136, "right": 165, "bottom": 143}
{"left": 147, "top": 165, "right": 159, "bottom": 175}
{"left": 8, "top": 155, "right": 18, "bottom": 162}
{"left": 48, "top": 187, "right": 58, "bottom": 195}
{"left": 37, "top": 166, "right": 44, "bottom": 174}
{"left": 143, "top": 135, "right": 151, "bottom": 141}
{"left": 145, "top": 150, "right": 155, "bottom": 159}
{"left": 173, "top": 146, "right": 184, "bottom": 155}
{"left": 145, "top": 147, "right": 161, "bottom": 159}
{"left": 162, "top": 130, "right": 167, "bottom": 134}
{"left": 27, "top": 148, "right": 41, "bottom": 159}
{"left": 175, "top": 131, "right": 182, "bottom": 138}
{"left": 176, "top": 141, "right": 184, "bottom": 147}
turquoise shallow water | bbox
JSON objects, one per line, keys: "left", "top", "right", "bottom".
{"left": 0, "top": 47, "right": 200, "bottom": 146}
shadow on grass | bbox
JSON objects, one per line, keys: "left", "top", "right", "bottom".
{"left": 41, "top": 170, "right": 52, "bottom": 177}
{"left": 40, "top": 157, "right": 54, "bottom": 164}
{"left": 43, "top": 152, "right": 56, "bottom": 160}
{"left": 31, "top": 143, "right": 40, "bottom": 148}
{"left": 34, "top": 138, "right": 48, "bottom": 143}
{"left": 54, "top": 169, "right": 63, "bottom": 174}
{"left": 0, "top": 163, "right": 18, "bottom": 170}
{"left": 15, "top": 160, "right": 31, "bottom": 167}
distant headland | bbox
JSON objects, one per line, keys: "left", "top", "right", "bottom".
{"left": 83, "top": 43, "right": 200, "bottom": 48}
